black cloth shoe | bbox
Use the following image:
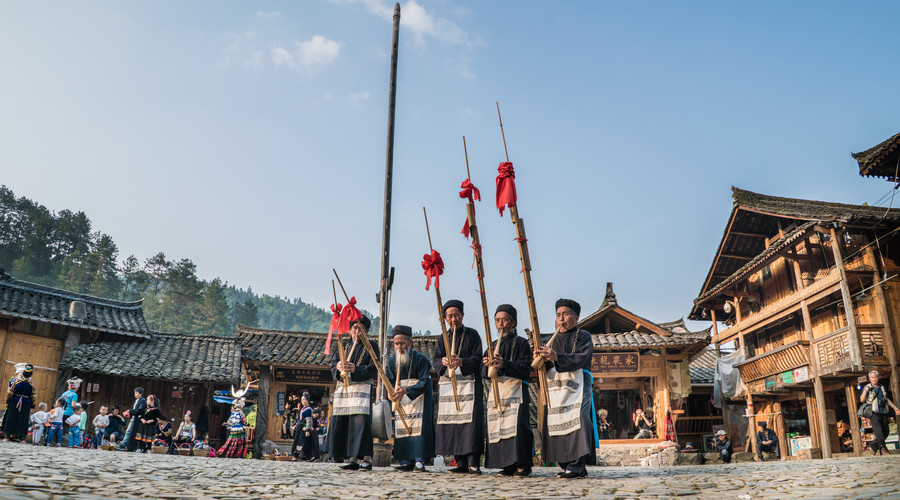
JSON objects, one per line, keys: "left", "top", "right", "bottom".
{"left": 514, "top": 467, "right": 532, "bottom": 478}
{"left": 394, "top": 464, "right": 414, "bottom": 472}
{"left": 360, "top": 462, "right": 373, "bottom": 471}
{"left": 340, "top": 462, "right": 360, "bottom": 470}
{"left": 449, "top": 465, "right": 469, "bottom": 474}
{"left": 468, "top": 468, "right": 482, "bottom": 475}
{"left": 414, "top": 462, "right": 428, "bottom": 473}
{"left": 498, "top": 466, "right": 516, "bottom": 477}
{"left": 560, "top": 469, "right": 584, "bottom": 479}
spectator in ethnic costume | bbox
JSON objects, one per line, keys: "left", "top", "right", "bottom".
{"left": 431, "top": 300, "right": 484, "bottom": 474}
{"left": 860, "top": 370, "right": 900, "bottom": 455}
{"left": 385, "top": 325, "right": 435, "bottom": 472}
{"left": 135, "top": 394, "right": 166, "bottom": 453}
{"left": 534, "top": 299, "right": 598, "bottom": 479}
{"left": 217, "top": 397, "right": 248, "bottom": 458}
{"left": 327, "top": 315, "right": 379, "bottom": 470}
{"left": 2, "top": 363, "right": 36, "bottom": 442}
{"left": 291, "top": 394, "right": 319, "bottom": 461}
{"left": 482, "top": 304, "right": 534, "bottom": 477}
{"left": 1, "top": 362, "right": 25, "bottom": 437}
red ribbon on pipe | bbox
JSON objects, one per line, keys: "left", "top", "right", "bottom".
{"left": 496, "top": 162, "right": 517, "bottom": 217}
{"left": 324, "top": 303, "right": 343, "bottom": 355}
{"left": 421, "top": 249, "right": 444, "bottom": 291}
{"left": 459, "top": 179, "right": 481, "bottom": 238}
{"left": 339, "top": 297, "right": 362, "bottom": 334}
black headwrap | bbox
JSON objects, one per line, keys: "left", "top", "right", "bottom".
{"left": 23, "top": 364, "right": 33, "bottom": 378}
{"left": 391, "top": 325, "right": 413, "bottom": 338}
{"left": 555, "top": 298, "right": 581, "bottom": 316}
{"left": 495, "top": 304, "right": 517, "bottom": 322}
{"left": 352, "top": 315, "right": 372, "bottom": 332}
{"left": 443, "top": 299, "right": 464, "bottom": 314}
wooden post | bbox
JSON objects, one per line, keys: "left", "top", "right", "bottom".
{"left": 845, "top": 383, "right": 862, "bottom": 456}
{"left": 746, "top": 394, "right": 756, "bottom": 456}
{"left": 829, "top": 227, "right": 862, "bottom": 370}
{"left": 253, "top": 364, "right": 271, "bottom": 459}
{"left": 804, "top": 392, "right": 820, "bottom": 450}
{"left": 711, "top": 310, "right": 732, "bottom": 437}
{"left": 773, "top": 400, "right": 787, "bottom": 459}
{"left": 802, "top": 299, "right": 832, "bottom": 458}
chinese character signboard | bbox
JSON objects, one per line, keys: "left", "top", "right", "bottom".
{"left": 792, "top": 366, "right": 810, "bottom": 383}
{"left": 591, "top": 352, "right": 640, "bottom": 374}
{"left": 273, "top": 368, "right": 333, "bottom": 385}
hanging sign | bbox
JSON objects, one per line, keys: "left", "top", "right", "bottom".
{"left": 591, "top": 352, "right": 640, "bottom": 374}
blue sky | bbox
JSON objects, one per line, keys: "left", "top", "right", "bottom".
{"left": 2, "top": 1, "right": 899, "bottom": 335}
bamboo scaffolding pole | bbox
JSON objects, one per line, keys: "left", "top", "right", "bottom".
{"left": 462, "top": 136, "right": 502, "bottom": 409}
{"left": 496, "top": 102, "right": 550, "bottom": 428}
{"left": 332, "top": 269, "right": 410, "bottom": 435}
{"left": 422, "top": 207, "right": 461, "bottom": 411}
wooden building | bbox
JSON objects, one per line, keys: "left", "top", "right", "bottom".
{"left": 574, "top": 283, "right": 711, "bottom": 446}
{"left": 689, "top": 187, "right": 900, "bottom": 459}
{"left": 57, "top": 332, "right": 242, "bottom": 445}
{"left": 0, "top": 274, "right": 152, "bottom": 412}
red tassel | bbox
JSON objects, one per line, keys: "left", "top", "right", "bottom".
{"left": 496, "top": 162, "right": 517, "bottom": 217}
{"left": 421, "top": 250, "right": 444, "bottom": 291}
{"left": 324, "top": 303, "right": 343, "bottom": 355}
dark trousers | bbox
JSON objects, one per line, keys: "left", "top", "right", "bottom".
{"left": 720, "top": 449, "right": 732, "bottom": 463}
{"left": 758, "top": 442, "right": 779, "bottom": 459}
{"left": 455, "top": 453, "right": 480, "bottom": 470}
{"left": 559, "top": 454, "right": 588, "bottom": 472}
{"left": 871, "top": 413, "right": 891, "bottom": 453}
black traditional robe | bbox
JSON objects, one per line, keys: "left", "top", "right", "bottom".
{"left": 385, "top": 349, "right": 434, "bottom": 462}
{"left": 326, "top": 338, "right": 379, "bottom": 460}
{"left": 432, "top": 325, "right": 484, "bottom": 459}
{"left": 540, "top": 327, "right": 597, "bottom": 466}
{"left": 482, "top": 330, "right": 533, "bottom": 470}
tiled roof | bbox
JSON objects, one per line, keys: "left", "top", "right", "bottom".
{"left": 237, "top": 324, "right": 441, "bottom": 368}
{"left": 731, "top": 187, "right": 900, "bottom": 222}
{"left": 689, "top": 348, "right": 718, "bottom": 385}
{"left": 852, "top": 132, "right": 900, "bottom": 181}
{"left": 58, "top": 332, "right": 241, "bottom": 384}
{"left": 538, "top": 329, "right": 709, "bottom": 351}
{"left": 0, "top": 276, "right": 151, "bottom": 338}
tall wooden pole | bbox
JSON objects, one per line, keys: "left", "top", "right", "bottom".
{"left": 462, "top": 137, "right": 501, "bottom": 409}
{"left": 496, "top": 102, "right": 550, "bottom": 428}
{"left": 423, "top": 207, "right": 461, "bottom": 411}
{"left": 377, "top": 3, "right": 401, "bottom": 400}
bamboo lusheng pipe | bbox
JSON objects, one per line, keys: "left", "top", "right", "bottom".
{"left": 530, "top": 324, "right": 562, "bottom": 370}
{"left": 496, "top": 102, "right": 551, "bottom": 425}
{"left": 423, "top": 207, "right": 461, "bottom": 411}
{"left": 332, "top": 269, "right": 411, "bottom": 435}
{"left": 332, "top": 281, "right": 351, "bottom": 396}
{"left": 462, "top": 137, "right": 502, "bottom": 409}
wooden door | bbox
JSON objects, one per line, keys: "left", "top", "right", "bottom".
{"left": 1, "top": 333, "right": 64, "bottom": 409}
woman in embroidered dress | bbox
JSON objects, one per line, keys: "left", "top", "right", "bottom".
{"left": 2, "top": 363, "right": 35, "bottom": 442}
{"left": 291, "top": 394, "right": 319, "bottom": 461}
{"left": 217, "top": 398, "right": 248, "bottom": 458}
{"left": 135, "top": 395, "right": 166, "bottom": 452}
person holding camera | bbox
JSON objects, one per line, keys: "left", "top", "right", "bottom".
{"left": 633, "top": 408, "right": 654, "bottom": 439}
{"left": 712, "top": 430, "right": 733, "bottom": 463}
{"left": 860, "top": 371, "right": 900, "bottom": 455}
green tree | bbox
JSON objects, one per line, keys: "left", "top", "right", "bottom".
{"left": 197, "top": 277, "right": 231, "bottom": 335}
{"left": 234, "top": 296, "right": 259, "bottom": 328}
{"left": 120, "top": 255, "right": 150, "bottom": 301}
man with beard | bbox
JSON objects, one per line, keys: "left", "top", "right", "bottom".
{"left": 385, "top": 325, "right": 434, "bottom": 472}
{"left": 533, "top": 299, "right": 598, "bottom": 479}
{"left": 482, "top": 304, "right": 534, "bottom": 477}
{"left": 327, "top": 315, "right": 379, "bottom": 471}
{"left": 431, "top": 300, "right": 484, "bottom": 474}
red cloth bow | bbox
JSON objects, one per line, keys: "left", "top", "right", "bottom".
{"left": 339, "top": 297, "right": 362, "bottom": 335}
{"left": 459, "top": 179, "right": 481, "bottom": 238}
{"left": 325, "top": 303, "right": 343, "bottom": 355}
{"left": 496, "top": 162, "right": 517, "bottom": 217}
{"left": 421, "top": 250, "right": 444, "bottom": 291}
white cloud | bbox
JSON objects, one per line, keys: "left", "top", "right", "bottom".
{"left": 221, "top": 31, "right": 265, "bottom": 73}
{"left": 338, "top": 0, "right": 468, "bottom": 48}
{"left": 271, "top": 35, "right": 342, "bottom": 76}
{"left": 347, "top": 91, "right": 371, "bottom": 106}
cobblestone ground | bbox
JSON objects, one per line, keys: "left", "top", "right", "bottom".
{"left": 2, "top": 442, "right": 900, "bottom": 499}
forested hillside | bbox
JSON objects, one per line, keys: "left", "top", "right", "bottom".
{"left": 0, "top": 185, "right": 379, "bottom": 335}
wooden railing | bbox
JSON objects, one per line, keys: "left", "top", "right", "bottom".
{"left": 735, "top": 340, "right": 810, "bottom": 382}
{"left": 812, "top": 324, "right": 888, "bottom": 376}
{"left": 674, "top": 416, "right": 722, "bottom": 436}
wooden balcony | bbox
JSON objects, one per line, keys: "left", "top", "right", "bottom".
{"left": 812, "top": 324, "right": 889, "bottom": 376}
{"left": 735, "top": 340, "right": 810, "bottom": 382}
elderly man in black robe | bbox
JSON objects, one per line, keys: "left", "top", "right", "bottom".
{"left": 482, "top": 304, "right": 534, "bottom": 477}
{"left": 385, "top": 325, "right": 435, "bottom": 472}
{"left": 432, "top": 299, "right": 485, "bottom": 474}
{"left": 534, "top": 298, "right": 598, "bottom": 479}
{"left": 327, "top": 315, "right": 379, "bottom": 471}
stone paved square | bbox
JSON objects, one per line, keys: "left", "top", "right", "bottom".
{"left": 2, "top": 442, "right": 900, "bottom": 499}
